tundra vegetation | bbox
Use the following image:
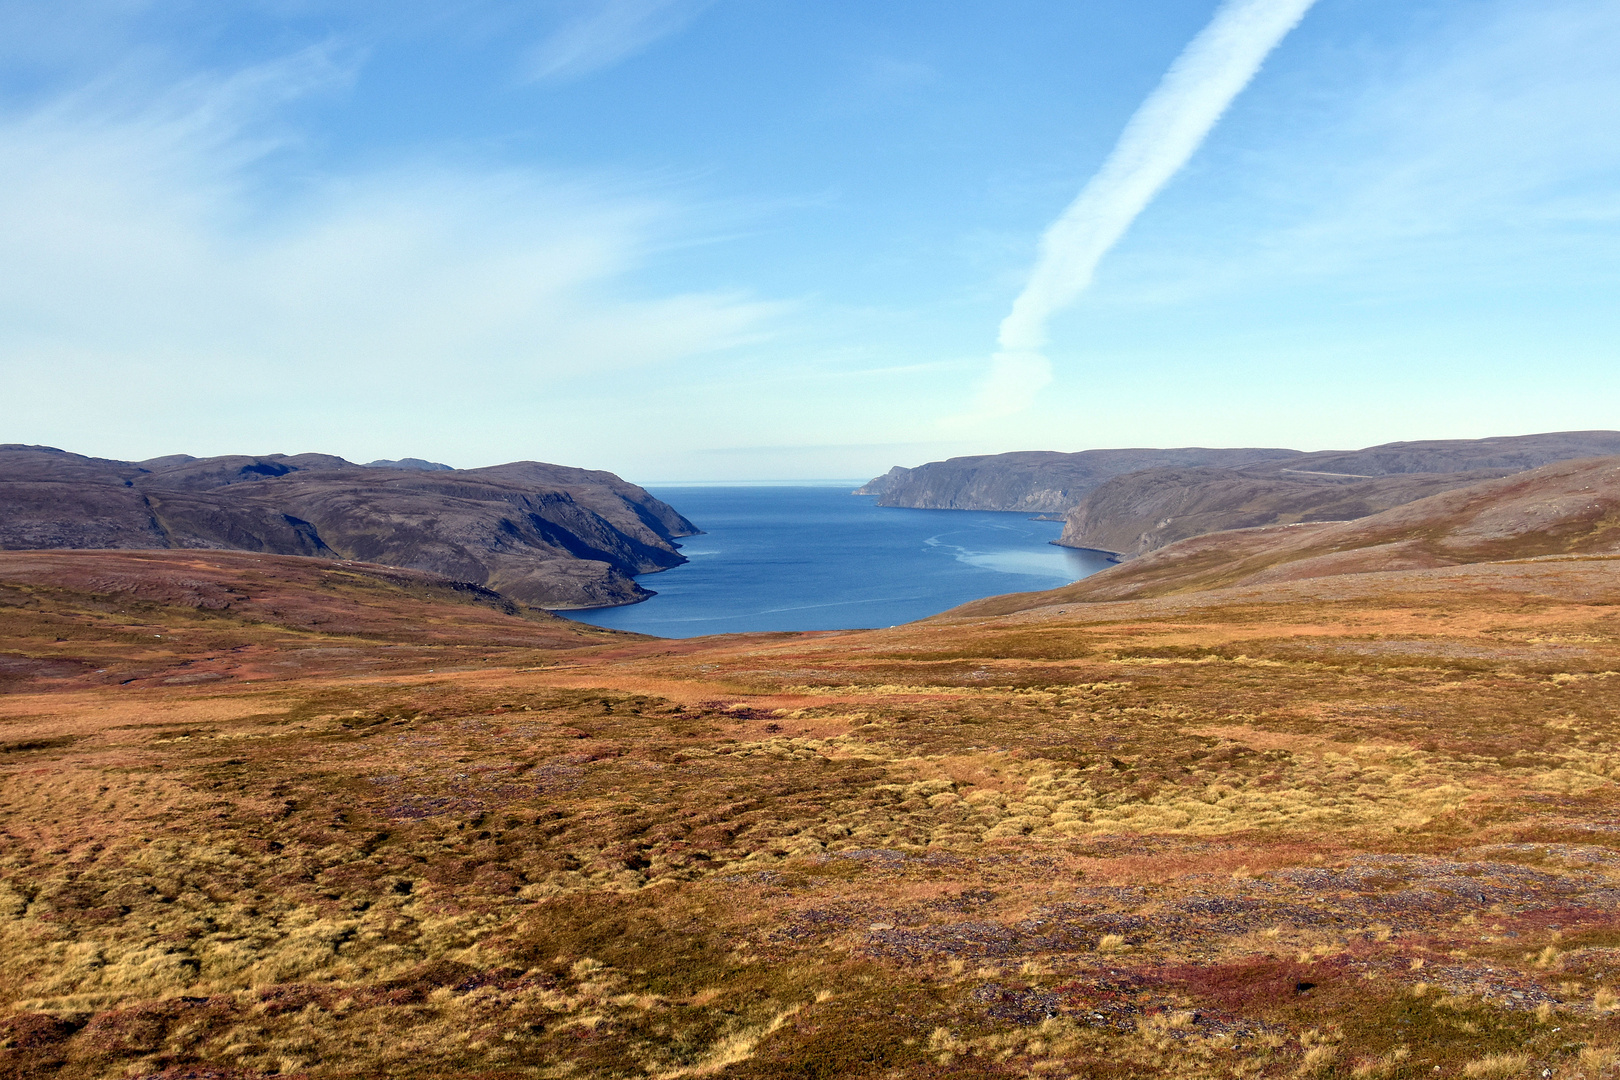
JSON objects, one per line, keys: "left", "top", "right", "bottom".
{"left": 2, "top": 545, "right": 1620, "bottom": 1078}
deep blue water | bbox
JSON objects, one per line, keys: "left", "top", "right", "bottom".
{"left": 566, "top": 487, "right": 1114, "bottom": 637}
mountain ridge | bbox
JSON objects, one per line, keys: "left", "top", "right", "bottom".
{"left": 858, "top": 431, "right": 1620, "bottom": 517}
{"left": 0, "top": 446, "right": 698, "bottom": 609}
{"left": 947, "top": 454, "right": 1620, "bottom": 616}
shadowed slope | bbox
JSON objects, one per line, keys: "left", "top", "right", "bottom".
{"left": 0, "top": 446, "right": 701, "bottom": 608}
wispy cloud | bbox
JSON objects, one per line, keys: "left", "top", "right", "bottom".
{"left": 0, "top": 52, "right": 782, "bottom": 449}
{"left": 971, "top": 0, "right": 1318, "bottom": 419}
{"left": 526, "top": 0, "right": 714, "bottom": 82}
{"left": 1085, "top": 0, "right": 1620, "bottom": 309}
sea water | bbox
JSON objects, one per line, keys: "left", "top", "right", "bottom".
{"left": 565, "top": 486, "right": 1115, "bottom": 637}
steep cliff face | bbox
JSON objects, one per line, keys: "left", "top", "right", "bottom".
{"left": 0, "top": 445, "right": 699, "bottom": 609}
{"left": 854, "top": 448, "right": 1300, "bottom": 512}
{"left": 1054, "top": 431, "right": 1620, "bottom": 557}
{"left": 851, "top": 465, "right": 911, "bottom": 498}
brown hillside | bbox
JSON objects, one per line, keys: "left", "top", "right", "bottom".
{"left": 0, "top": 550, "right": 630, "bottom": 694}
{"left": 959, "top": 455, "right": 1620, "bottom": 616}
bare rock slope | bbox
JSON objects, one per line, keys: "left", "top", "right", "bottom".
{"left": 0, "top": 446, "right": 698, "bottom": 608}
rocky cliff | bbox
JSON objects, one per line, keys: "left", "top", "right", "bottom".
{"left": 0, "top": 446, "right": 698, "bottom": 609}
{"left": 853, "top": 447, "right": 1300, "bottom": 512}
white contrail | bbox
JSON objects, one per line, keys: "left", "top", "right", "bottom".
{"left": 979, "top": 0, "right": 1318, "bottom": 415}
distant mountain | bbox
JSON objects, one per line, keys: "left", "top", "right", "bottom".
{"left": 0, "top": 446, "right": 698, "bottom": 609}
{"left": 853, "top": 448, "right": 1299, "bottom": 512}
{"left": 364, "top": 457, "right": 453, "bottom": 471}
{"left": 1056, "top": 431, "right": 1620, "bottom": 556}
{"left": 949, "top": 455, "right": 1620, "bottom": 616}
{"left": 859, "top": 432, "right": 1620, "bottom": 519}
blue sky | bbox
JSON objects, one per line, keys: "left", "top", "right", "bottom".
{"left": 2, "top": 0, "right": 1616, "bottom": 481}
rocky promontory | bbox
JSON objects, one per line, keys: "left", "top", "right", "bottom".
{"left": 853, "top": 447, "right": 1298, "bottom": 512}
{"left": 0, "top": 446, "right": 698, "bottom": 609}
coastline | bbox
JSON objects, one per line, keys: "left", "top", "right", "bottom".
{"left": 565, "top": 487, "right": 1114, "bottom": 636}
{"left": 1049, "top": 539, "right": 1123, "bottom": 562}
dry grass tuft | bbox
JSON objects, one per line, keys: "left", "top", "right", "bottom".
{"left": 1462, "top": 1052, "right": 1530, "bottom": 1077}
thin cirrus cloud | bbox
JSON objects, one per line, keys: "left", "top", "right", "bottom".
{"left": 968, "top": 0, "right": 1319, "bottom": 421}
{"left": 1271, "top": 0, "right": 1620, "bottom": 272}
{"left": 0, "top": 49, "right": 783, "bottom": 430}
{"left": 526, "top": 0, "right": 716, "bottom": 82}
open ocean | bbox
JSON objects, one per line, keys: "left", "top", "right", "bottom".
{"left": 565, "top": 486, "right": 1115, "bottom": 637}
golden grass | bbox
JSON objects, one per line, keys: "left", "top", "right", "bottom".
{"left": 1462, "top": 1052, "right": 1530, "bottom": 1077}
